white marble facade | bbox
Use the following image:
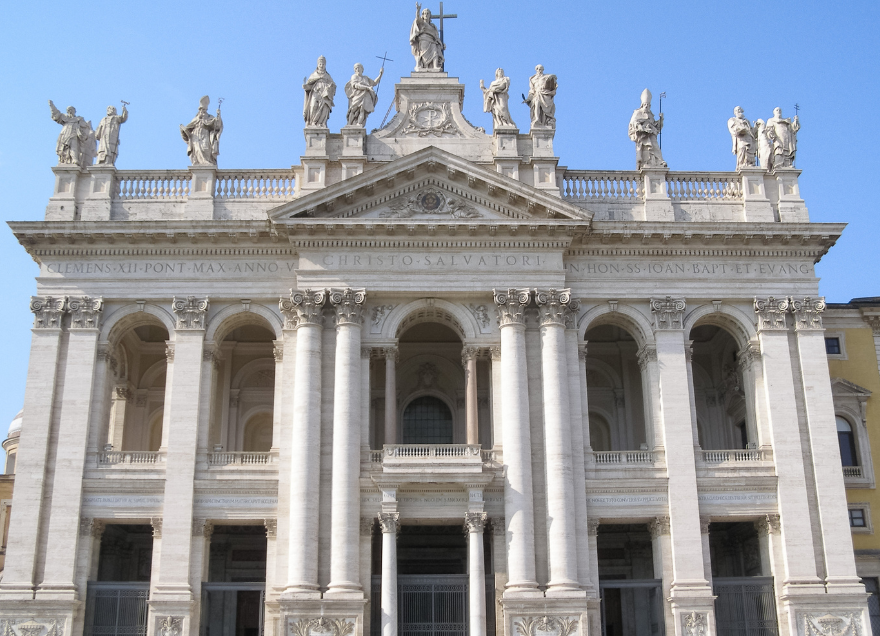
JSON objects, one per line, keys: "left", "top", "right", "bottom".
{"left": 0, "top": 47, "right": 870, "bottom": 636}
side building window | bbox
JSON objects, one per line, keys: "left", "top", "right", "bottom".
{"left": 825, "top": 337, "right": 841, "bottom": 355}
{"left": 838, "top": 416, "right": 859, "bottom": 467}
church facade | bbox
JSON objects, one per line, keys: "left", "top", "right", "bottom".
{"left": 0, "top": 14, "right": 871, "bottom": 636}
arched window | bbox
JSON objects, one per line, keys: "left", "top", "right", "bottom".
{"left": 402, "top": 396, "right": 453, "bottom": 444}
{"left": 243, "top": 413, "right": 273, "bottom": 452}
{"left": 589, "top": 414, "right": 612, "bottom": 452}
{"left": 837, "top": 416, "right": 858, "bottom": 467}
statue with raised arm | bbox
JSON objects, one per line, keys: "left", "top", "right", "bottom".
{"left": 755, "top": 120, "right": 773, "bottom": 171}
{"left": 95, "top": 104, "right": 129, "bottom": 166}
{"left": 48, "top": 100, "right": 92, "bottom": 166}
{"left": 480, "top": 69, "right": 516, "bottom": 130}
{"left": 765, "top": 107, "right": 800, "bottom": 170}
{"left": 180, "top": 96, "right": 223, "bottom": 166}
{"left": 727, "top": 106, "right": 757, "bottom": 170}
{"left": 524, "top": 65, "right": 557, "bottom": 129}
{"left": 303, "top": 56, "right": 336, "bottom": 127}
{"left": 344, "top": 63, "right": 383, "bottom": 127}
{"left": 628, "top": 88, "right": 666, "bottom": 169}
{"left": 410, "top": 3, "right": 444, "bottom": 71}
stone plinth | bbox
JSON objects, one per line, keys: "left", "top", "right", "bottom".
{"left": 739, "top": 166, "right": 774, "bottom": 222}
{"left": 641, "top": 167, "right": 674, "bottom": 221}
{"left": 185, "top": 166, "right": 217, "bottom": 220}
{"left": 45, "top": 165, "right": 85, "bottom": 221}
{"left": 81, "top": 165, "right": 117, "bottom": 221}
{"left": 774, "top": 167, "right": 809, "bottom": 222}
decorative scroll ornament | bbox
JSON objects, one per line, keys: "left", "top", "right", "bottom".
{"left": 650, "top": 296, "right": 686, "bottom": 330}
{"left": 682, "top": 612, "right": 706, "bottom": 636}
{"left": 382, "top": 186, "right": 481, "bottom": 219}
{"left": 171, "top": 296, "right": 209, "bottom": 330}
{"left": 802, "top": 612, "right": 864, "bottom": 636}
{"left": 329, "top": 288, "right": 367, "bottom": 325}
{"left": 494, "top": 288, "right": 531, "bottom": 326}
{"left": 30, "top": 296, "right": 67, "bottom": 329}
{"left": 68, "top": 296, "right": 104, "bottom": 329}
{"left": 464, "top": 511, "right": 487, "bottom": 534}
{"left": 1, "top": 619, "right": 63, "bottom": 636}
{"left": 290, "top": 288, "right": 327, "bottom": 326}
{"left": 378, "top": 511, "right": 400, "bottom": 534}
{"left": 790, "top": 296, "right": 826, "bottom": 331}
{"left": 754, "top": 297, "right": 789, "bottom": 331}
{"left": 402, "top": 103, "right": 458, "bottom": 137}
{"left": 279, "top": 296, "right": 299, "bottom": 330}
{"left": 158, "top": 617, "right": 184, "bottom": 636}
{"left": 535, "top": 288, "right": 573, "bottom": 326}
{"left": 514, "top": 616, "right": 580, "bottom": 636}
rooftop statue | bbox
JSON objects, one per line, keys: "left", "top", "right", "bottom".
{"left": 727, "top": 106, "right": 757, "bottom": 170}
{"left": 180, "top": 96, "right": 223, "bottom": 166}
{"left": 765, "top": 107, "right": 800, "bottom": 170}
{"left": 345, "top": 63, "right": 383, "bottom": 127}
{"left": 629, "top": 88, "right": 666, "bottom": 170}
{"left": 754, "top": 120, "right": 773, "bottom": 171}
{"left": 48, "top": 100, "right": 94, "bottom": 167}
{"left": 95, "top": 104, "right": 129, "bottom": 166}
{"left": 303, "top": 56, "right": 336, "bottom": 127}
{"left": 480, "top": 68, "right": 516, "bottom": 130}
{"left": 524, "top": 65, "right": 557, "bottom": 130}
{"left": 410, "top": 3, "right": 444, "bottom": 71}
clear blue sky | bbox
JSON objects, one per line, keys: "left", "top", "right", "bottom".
{"left": 1, "top": 0, "right": 878, "bottom": 432}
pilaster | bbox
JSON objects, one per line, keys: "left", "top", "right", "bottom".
{"left": 301, "top": 127, "right": 329, "bottom": 194}
{"left": 529, "top": 129, "right": 559, "bottom": 196}
{"left": 341, "top": 126, "right": 366, "bottom": 180}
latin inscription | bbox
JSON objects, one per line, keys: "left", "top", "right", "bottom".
{"left": 566, "top": 260, "right": 813, "bottom": 278}
{"left": 43, "top": 260, "right": 297, "bottom": 277}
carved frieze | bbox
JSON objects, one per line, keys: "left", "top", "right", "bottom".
{"left": 79, "top": 517, "right": 105, "bottom": 538}
{"left": 700, "top": 516, "right": 712, "bottom": 534}
{"left": 650, "top": 296, "right": 686, "bottom": 330}
{"left": 513, "top": 616, "right": 580, "bottom": 636}
{"left": 464, "top": 511, "right": 487, "bottom": 534}
{"left": 329, "top": 288, "right": 366, "bottom": 325}
{"left": 490, "top": 518, "right": 506, "bottom": 536}
{"left": 754, "top": 297, "right": 789, "bottom": 331}
{"left": 381, "top": 187, "right": 481, "bottom": 219}
{"left": 165, "top": 343, "right": 175, "bottom": 362}
{"left": 790, "top": 296, "right": 826, "bottom": 331}
{"left": 172, "top": 296, "right": 209, "bottom": 330}
{"left": 68, "top": 296, "right": 104, "bottom": 329}
{"left": 578, "top": 344, "right": 588, "bottom": 361}
{"left": 360, "top": 347, "right": 372, "bottom": 359}
{"left": 288, "top": 289, "right": 327, "bottom": 326}
{"left": 30, "top": 296, "right": 67, "bottom": 329}
{"left": 494, "top": 288, "right": 531, "bottom": 326}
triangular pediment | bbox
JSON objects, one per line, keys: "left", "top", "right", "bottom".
{"left": 830, "top": 377, "right": 872, "bottom": 398}
{"left": 268, "top": 147, "right": 591, "bottom": 224}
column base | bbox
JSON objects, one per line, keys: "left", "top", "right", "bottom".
{"left": 0, "top": 601, "right": 78, "bottom": 636}
{"left": 500, "top": 596, "right": 588, "bottom": 636}
{"left": 278, "top": 598, "right": 366, "bottom": 636}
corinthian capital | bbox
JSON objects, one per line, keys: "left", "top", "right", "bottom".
{"left": 172, "top": 296, "right": 209, "bottom": 330}
{"left": 494, "top": 288, "right": 531, "bottom": 326}
{"left": 790, "top": 296, "right": 826, "bottom": 331}
{"left": 68, "top": 296, "right": 104, "bottom": 330}
{"left": 535, "top": 288, "right": 573, "bottom": 327}
{"left": 287, "top": 289, "right": 327, "bottom": 327}
{"left": 30, "top": 296, "right": 67, "bottom": 329}
{"left": 377, "top": 512, "right": 400, "bottom": 534}
{"left": 754, "top": 297, "right": 789, "bottom": 332}
{"left": 329, "top": 288, "right": 366, "bottom": 325}
{"left": 464, "top": 511, "right": 487, "bottom": 534}
{"left": 650, "top": 296, "right": 686, "bottom": 330}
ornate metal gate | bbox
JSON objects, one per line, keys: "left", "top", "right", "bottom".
{"left": 713, "top": 577, "right": 778, "bottom": 636}
{"left": 398, "top": 575, "right": 468, "bottom": 636}
{"left": 84, "top": 583, "right": 150, "bottom": 636}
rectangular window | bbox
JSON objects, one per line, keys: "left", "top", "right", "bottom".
{"left": 825, "top": 337, "right": 841, "bottom": 355}
{"left": 850, "top": 508, "right": 867, "bottom": 528}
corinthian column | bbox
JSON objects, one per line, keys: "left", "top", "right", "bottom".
{"left": 465, "top": 512, "right": 488, "bottom": 636}
{"left": 384, "top": 346, "right": 399, "bottom": 445}
{"left": 535, "top": 289, "right": 581, "bottom": 592}
{"left": 284, "top": 289, "right": 326, "bottom": 595}
{"left": 493, "top": 289, "right": 539, "bottom": 595}
{"left": 328, "top": 288, "right": 366, "bottom": 596}
{"left": 462, "top": 346, "right": 479, "bottom": 445}
{"left": 379, "top": 512, "right": 400, "bottom": 636}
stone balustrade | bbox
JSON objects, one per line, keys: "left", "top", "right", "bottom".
{"left": 116, "top": 170, "right": 191, "bottom": 200}
{"left": 843, "top": 466, "right": 864, "bottom": 478}
{"left": 699, "top": 448, "right": 770, "bottom": 464}
{"left": 591, "top": 450, "right": 656, "bottom": 465}
{"left": 98, "top": 450, "right": 164, "bottom": 465}
{"left": 215, "top": 170, "right": 296, "bottom": 200}
{"left": 666, "top": 172, "right": 743, "bottom": 201}
{"left": 207, "top": 451, "right": 276, "bottom": 467}
{"left": 380, "top": 444, "right": 484, "bottom": 474}
{"left": 561, "top": 171, "right": 643, "bottom": 202}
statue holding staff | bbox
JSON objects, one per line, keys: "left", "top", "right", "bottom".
{"left": 95, "top": 103, "right": 129, "bottom": 166}
{"left": 303, "top": 56, "right": 336, "bottom": 127}
{"left": 628, "top": 88, "right": 666, "bottom": 169}
{"left": 480, "top": 68, "right": 516, "bottom": 129}
{"left": 180, "top": 96, "right": 223, "bottom": 166}
{"left": 410, "top": 3, "right": 444, "bottom": 71}
{"left": 345, "top": 63, "right": 383, "bottom": 127}
{"left": 765, "top": 107, "right": 800, "bottom": 169}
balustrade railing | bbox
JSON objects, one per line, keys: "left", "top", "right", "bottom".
{"left": 383, "top": 444, "right": 481, "bottom": 459}
{"left": 666, "top": 172, "right": 742, "bottom": 201}
{"left": 208, "top": 451, "right": 274, "bottom": 466}
{"left": 215, "top": 170, "right": 296, "bottom": 200}
{"left": 369, "top": 450, "right": 384, "bottom": 463}
{"left": 592, "top": 450, "right": 655, "bottom": 465}
{"left": 116, "top": 171, "right": 191, "bottom": 200}
{"left": 843, "top": 466, "right": 864, "bottom": 478}
{"left": 562, "top": 171, "right": 643, "bottom": 201}
{"left": 700, "top": 449, "right": 767, "bottom": 464}
{"left": 98, "top": 450, "right": 163, "bottom": 465}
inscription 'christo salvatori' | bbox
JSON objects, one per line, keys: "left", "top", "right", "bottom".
{"left": 318, "top": 254, "right": 547, "bottom": 268}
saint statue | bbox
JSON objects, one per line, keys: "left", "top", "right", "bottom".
{"left": 480, "top": 69, "right": 516, "bottom": 130}
{"left": 95, "top": 104, "right": 129, "bottom": 166}
{"left": 48, "top": 100, "right": 93, "bottom": 167}
{"left": 344, "top": 63, "right": 383, "bottom": 127}
{"left": 410, "top": 3, "right": 444, "bottom": 72}
{"left": 764, "top": 107, "right": 800, "bottom": 170}
{"left": 303, "top": 56, "right": 336, "bottom": 127}
{"left": 727, "top": 106, "right": 757, "bottom": 170}
{"left": 754, "top": 120, "right": 773, "bottom": 171}
{"left": 525, "top": 65, "right": 557, "bottom": 129}
{"left": 180, "top": 96, "right": 223, "bottom": 166}
{"left": 628, "top": 88, "right": 666, "bottom": 170}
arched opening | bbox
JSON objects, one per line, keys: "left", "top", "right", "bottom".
{"left": 105, "top": 319, "right": 170, "bottom": 453}
{"left": 402, "top": 396, "right": 454, "bottom": 444}
{"left": 215, "top": 323, "right": 276, "bottom": 452}
{"left": 837, "top": 416, "right": 859, "bottom": 467}
{"left": 688, "top": 324, "right": 748, "bottom": 450}
{"left": 584, "top": 324, "right": 647, "bottom": 451}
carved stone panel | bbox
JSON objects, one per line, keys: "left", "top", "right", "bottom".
{"left": 512, "top": 616, "right": 580, "bottom": 636}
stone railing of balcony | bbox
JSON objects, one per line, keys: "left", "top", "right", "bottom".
{"left": 698, "top": 448, "right": 772, "bottom": 464}
{"left": 207, "top": 451, "right": 277, "bottom": 467}
{"left": 561, "top": 171, "right": 644, "bottom": 202}
{"left": 215, "top": 170, "right": 296, "bottom": 200}
{"left": 843, "top": 466, "right": 864, "bottom": 478}
{"left": 380, "top": 444, "right": 484, "bottom": 474}
{"left": 116, "top": 170, "right": 191, "bottom": 200}
{"left": 97, "top": 450, "right": 165, "bottom": 466}
{"left": 589, "top": 450, "right": 657, "bottom": 465}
